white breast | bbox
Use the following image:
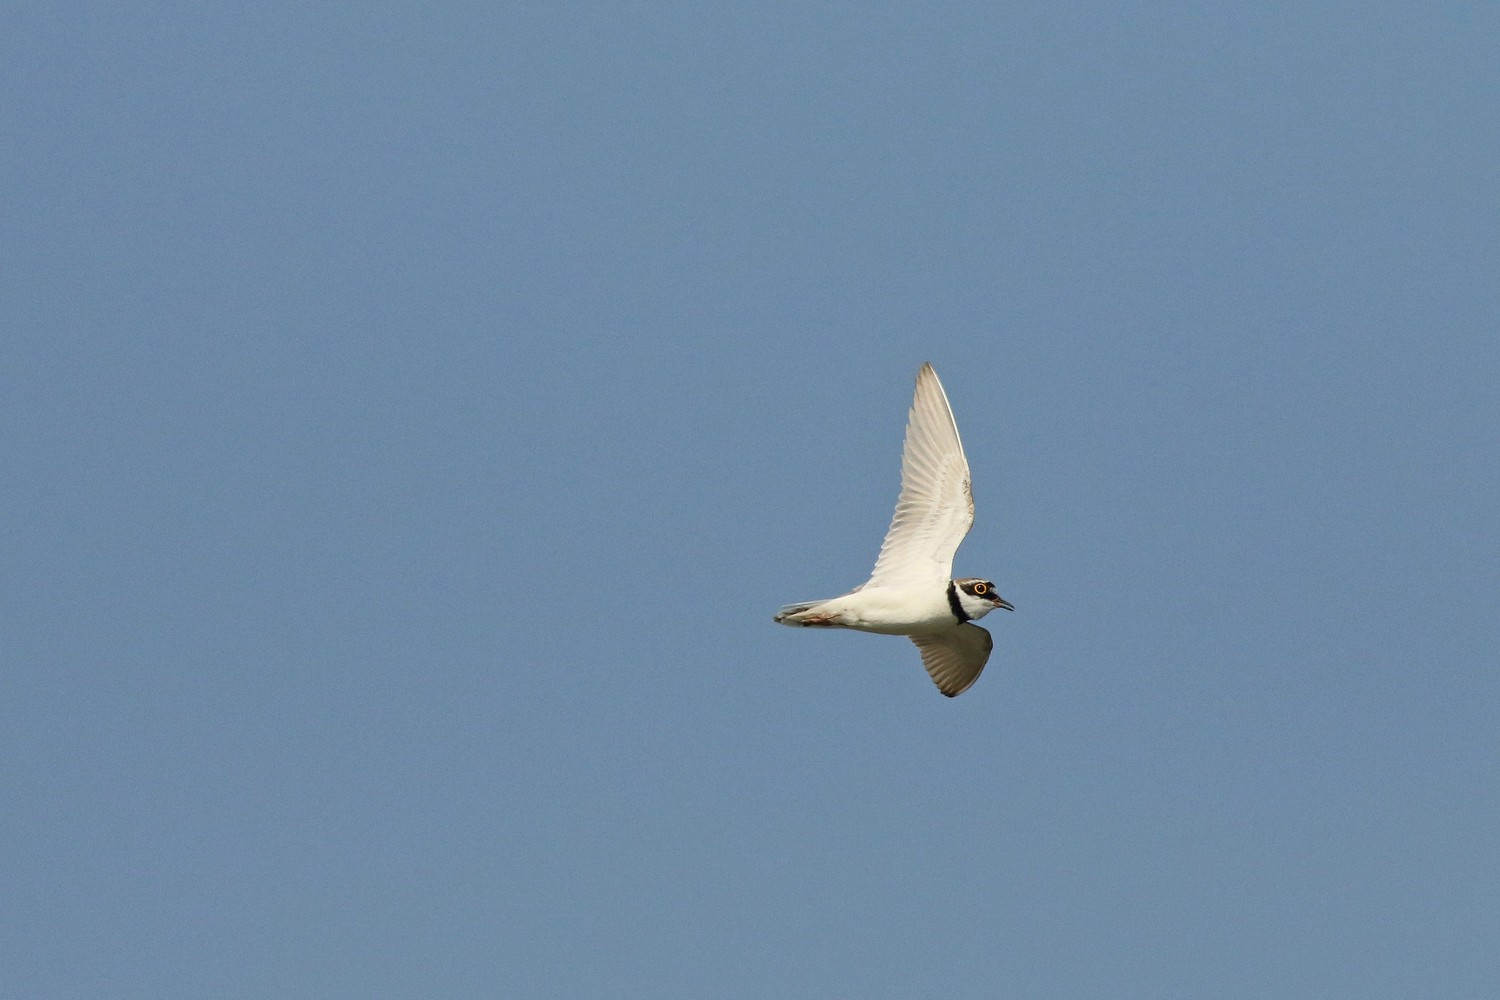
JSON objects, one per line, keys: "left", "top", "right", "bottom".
{"left": 817, "top": 584, "right": 956, "bottom": 635}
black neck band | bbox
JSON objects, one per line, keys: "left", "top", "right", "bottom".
{"left": 946, "top": 580, "right": 970, "bottom": 623}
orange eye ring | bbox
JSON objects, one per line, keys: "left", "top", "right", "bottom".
{"left": 972, "top": 582, "right": 988, "bottom": 595}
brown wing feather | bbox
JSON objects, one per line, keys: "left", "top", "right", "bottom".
{"left": 910, "top": 624, "right": 993, "bottom": 697}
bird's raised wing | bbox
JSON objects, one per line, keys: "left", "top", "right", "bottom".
{"left": 865, "top": 363, "right": 974, "bottom": 588}
{"left": 910, "top": 624, "right": 992, "bottom": 697}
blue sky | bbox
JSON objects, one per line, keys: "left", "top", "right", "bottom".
{"left": 5, "top": 4, "right": 1498, "bottom": 997}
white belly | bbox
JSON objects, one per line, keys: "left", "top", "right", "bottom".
{"left": 814, "top": 585, "right": 956, "bottom": 635}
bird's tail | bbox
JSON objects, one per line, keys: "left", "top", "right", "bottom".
{"left": 773, "top": 599, "right": 839, "bottom": 626}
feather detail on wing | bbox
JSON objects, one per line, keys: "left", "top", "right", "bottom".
{"left": 910, "top": 624, "right": 993, "bottom": 697}
{"left": 866, "top": 363, "right": 974, "bottom": 588}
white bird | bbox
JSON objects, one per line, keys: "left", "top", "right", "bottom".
{"left": 774, "top": 363, "right": 1013, "bottom": 697}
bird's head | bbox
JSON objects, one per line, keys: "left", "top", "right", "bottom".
{"left": 953, "top": 578, "right": 1015, "bottom": 620}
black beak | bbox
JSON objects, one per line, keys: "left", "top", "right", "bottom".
{"left": 993, "top": 596, "right": 1015, "bottom": 612}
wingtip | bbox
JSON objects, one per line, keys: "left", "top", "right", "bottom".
{"left": 916, "top": 362, "right": 948, "bottom": 397}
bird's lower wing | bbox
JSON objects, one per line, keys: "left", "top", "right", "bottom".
{"left": 910, "top": 624, "right": 993, "bottom": 697}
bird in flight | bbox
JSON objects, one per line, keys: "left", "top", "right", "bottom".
{"left": 774, "top": 363, "right": 1013, "bottom": 697}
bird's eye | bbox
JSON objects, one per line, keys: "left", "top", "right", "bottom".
{"left": 972, "top": 582, "right": 987, "bottom": 595}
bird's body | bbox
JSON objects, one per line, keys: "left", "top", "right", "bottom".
{"left": 773, "top": 363, "right": 1012, "bottom": 697}
{"left": 777, "top": 583, "right": 971, "bottom": 634}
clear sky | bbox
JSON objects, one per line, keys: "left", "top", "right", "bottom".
{"left": 5, "top": 4, "right": 1498, "bottom": 997}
